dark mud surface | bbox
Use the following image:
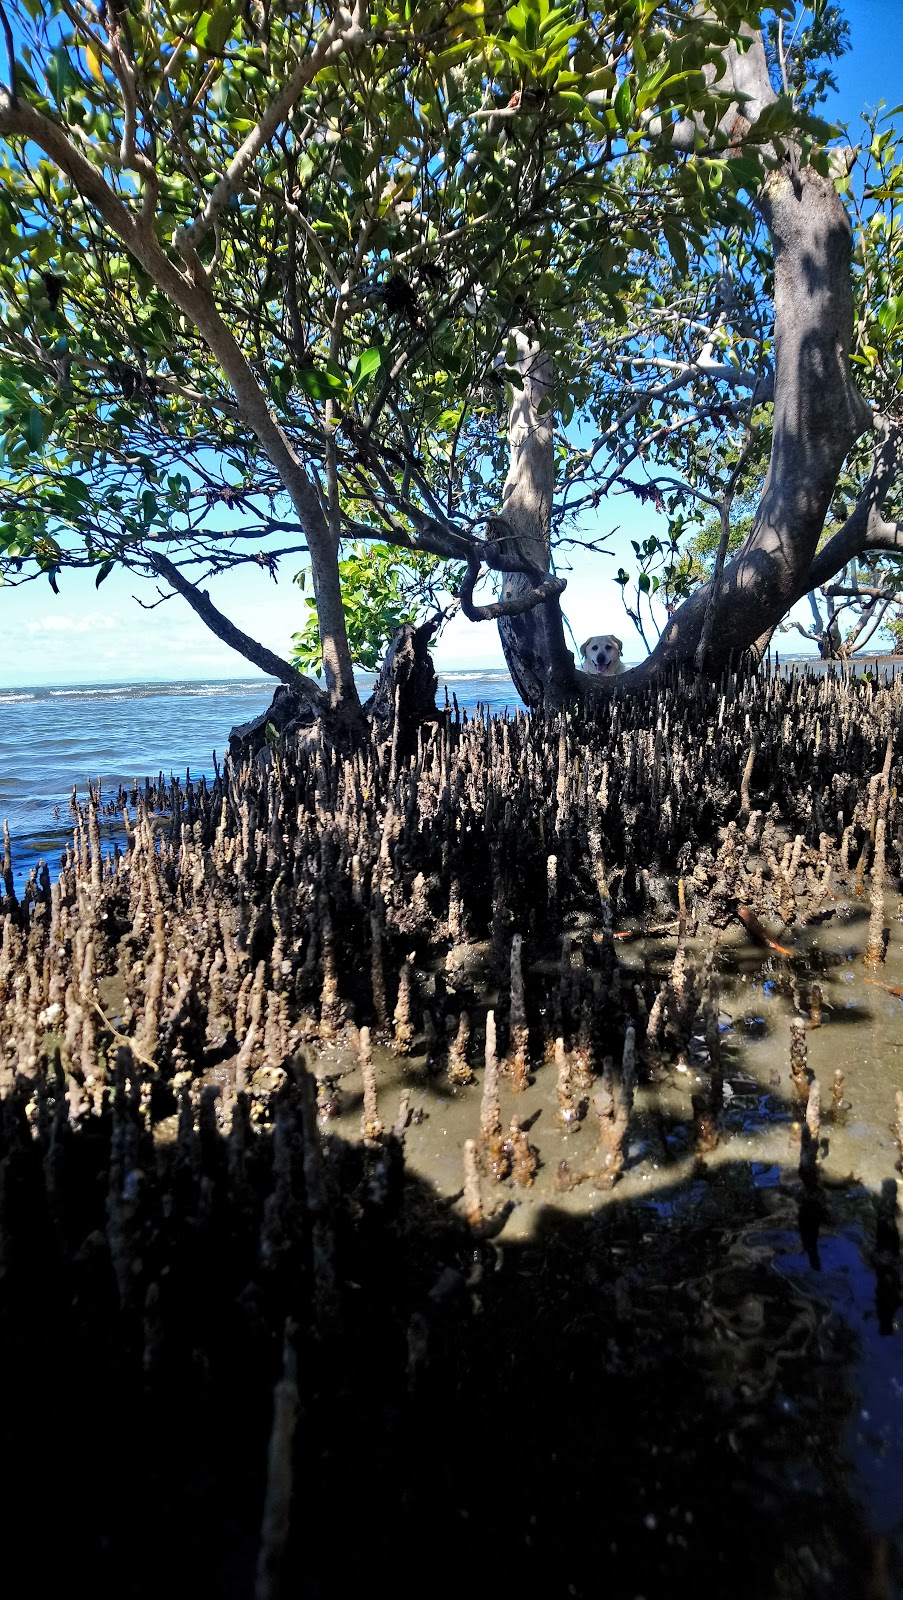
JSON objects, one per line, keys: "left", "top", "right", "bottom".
{"left": 309, "top": 914, "right": 903, "bottom": 1600}
{"left": 1, "top": 667, "right": 902, "bottom": 1598}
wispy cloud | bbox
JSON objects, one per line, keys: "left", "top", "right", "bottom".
{"left": 25, "top": 613, "right": 121, "bottom": 636}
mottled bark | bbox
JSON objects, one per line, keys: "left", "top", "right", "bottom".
{"left": 497, "top": 21, "right": 886, "bottom": 705}
{"left": 612, "top": 163, "right": 872, "bottom": 689}
{"left": 583, "top": 24, "right": 878, "bottom": 698}
{"left": 494, "top": 333, "right": 577, "bottom": 706}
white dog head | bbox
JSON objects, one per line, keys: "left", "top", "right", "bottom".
{"left": 580, "top": 634, "right": 624, "bottom": 676}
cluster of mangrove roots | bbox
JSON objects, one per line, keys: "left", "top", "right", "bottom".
{"left": 0, "top": 666, "right": 901, "bottom": 1598}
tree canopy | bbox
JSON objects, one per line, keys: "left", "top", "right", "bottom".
{"left": 0, "top": 2, "right": 901, "bottom": 718}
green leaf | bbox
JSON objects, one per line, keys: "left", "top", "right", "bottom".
{"left": 62, "top": 475, "right": 91, "bottom": 505}
{"left": 95, "top": 559, "right": 114, "bottom": 587}
{"left": 296, "top": 367, "right": 345, "bottom": 400}
{"left": 351, "top": 347, "right": 383, "bottom": 389}
{"left": 46, "top": 43, "right": 75, "bottom": 102}
{"left": 433, "top": 40, "right": 478, "bottom": 74}
{"left": 338, "top": 142, "right": 366, "bottom": 184}
{"left": 496, "top": 36, "right": 537, "bottom": 66}
{"left": 195, "top": 5, "right": 239, "bottom": 55}
{"left": 24, "top": 407, "right": 43, "bottom": 453}
{"left": 662, "top": 220, "right": 688, "bottom": 278}
{"left": 614, "top": 77, "right": 633, "bottom": 132}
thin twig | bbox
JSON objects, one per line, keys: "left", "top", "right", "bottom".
{"left": 91, "top": 1000, "right": 158, "bottom": 1070}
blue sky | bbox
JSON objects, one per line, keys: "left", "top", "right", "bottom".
{"left": 0, "top": 1, "right": 899, "bottom": 687}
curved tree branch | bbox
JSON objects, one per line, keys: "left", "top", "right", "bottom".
{"left": 492, "top": 332, "right": 578, "bottom": 703}
{"left": 457, "top": 552, "right": 566, "bottom": 622}
{"left": 590, "top": 156, "right": 873, "bottom": 694}
{"left": 0, "top": 82, "right": 361, "bottom": 717}
{"left": 804, "top": 425, "right": 903, "bottom": 591}
{"left": 825, "top": 583, "right": 903, "bottom": 602}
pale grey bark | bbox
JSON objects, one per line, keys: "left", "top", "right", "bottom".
{"left": 479, "top": 16, "right": 902, "bottom": 704}
{"left": 645, "top": 20, "right": 774, "bottom": 152}
{"left": 493, "top": 333, "right": 577, "bottom": 705}
{"left": 495, "top": 19, "right": 887, "bottom": 701}
{"left": 620, "top": 164, "right": 872, "bottom": 682}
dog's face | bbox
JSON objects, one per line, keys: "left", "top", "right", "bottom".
{"left": 580, "top": 634, "right": 624, "bottom": 676}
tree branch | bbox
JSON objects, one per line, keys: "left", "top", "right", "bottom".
{"left": 804, "top": 425, "right": 903, "bottom": 591}
{"left": 149, "top": 552, "right": 324, "bottom": 703}
{"left": 0, "top": 81, "right": 362, "bottom": 708}
{"left": 610, "top": 351, "right": 773, "bottom": 399}
{"left": 457, "top": 552, "right": 565, "bottom": 622}
{"left": 0, "top": 89, "right": 194, "bottom": 304}
{"left": 826, "top": 584, "right": 903, "bottom": 602}
{"left": 577, "top": 359, "right": 770, "bottom": 482}
{"left": 848, "top": 596, "right": 887, "bottom": 652}
{"left": 175, "top": 5, "right": 369, "bottom": 253}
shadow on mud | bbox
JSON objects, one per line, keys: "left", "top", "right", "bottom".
{"left": 0, "top": 1072, "right": 899, "bottom": 1600}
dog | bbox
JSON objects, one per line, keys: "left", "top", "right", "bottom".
{"left": 579, "top": 634, "right": 624, "bottom": 676}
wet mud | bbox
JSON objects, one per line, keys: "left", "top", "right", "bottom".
{"left": 0, "top": 666, "right": 902, "bottom": 1598}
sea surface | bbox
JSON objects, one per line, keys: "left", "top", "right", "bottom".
{"left": 0, "top": 672, "right": 519, "bottom": 889}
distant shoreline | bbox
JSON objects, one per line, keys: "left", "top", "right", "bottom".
{"left": 1, "top": 652, "right": 900, "bottom": 699}
{"left": 0, "top": 668, "right": 517, "bottom": 696}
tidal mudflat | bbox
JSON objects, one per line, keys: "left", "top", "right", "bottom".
{"left": 1, "top": 666, "right": 901, "bottom": 1598}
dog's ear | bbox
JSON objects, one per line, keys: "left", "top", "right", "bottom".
{"left": 579, "top": 639, "right": 591, "bottom": 657}
{"left": 612, "top": 636, "right": 623, "bottom": 653}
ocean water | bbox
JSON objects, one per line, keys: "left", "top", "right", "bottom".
{"left": 0, "top": 672, "right": 520, "bottom": 889}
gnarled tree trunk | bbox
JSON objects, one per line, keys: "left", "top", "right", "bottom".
{"left": 614, "top": 162, "right": 872, "bottom": 689}
{"left": 498, "top": 21, "right": 886, "bottom": 706}
{"left": 494, "top": 333, "right": 577, "bottom": 706}
{"left": 364, "top": 619, "right": 445, "bottom": 752}
{"left": 229, "top": 619, "right": 444, "bottom": 764}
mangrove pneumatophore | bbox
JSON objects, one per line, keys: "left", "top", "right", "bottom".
{"left": 0, "top": 663, "right": 902, "bottom": 1595}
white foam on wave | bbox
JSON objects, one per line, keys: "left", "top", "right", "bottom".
{"left": 48, "top": 687, "right": 130, "bottom": 698}
{"left": 42, "top": 681, "right": 271, "bottom": 701}
{"left": 437, "top": 671, "right": 513, "bottom": 682}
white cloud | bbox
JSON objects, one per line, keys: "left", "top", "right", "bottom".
{"left": 25, "top": 612, "right": 121, "bottom": 635}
